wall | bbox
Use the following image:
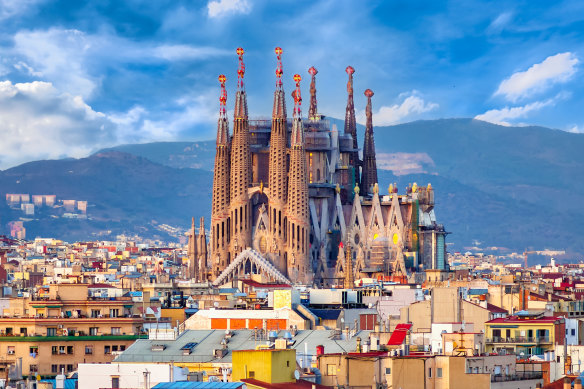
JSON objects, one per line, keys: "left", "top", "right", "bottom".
{"left": 78, "top": 363, "right": 187, "bottom": 389}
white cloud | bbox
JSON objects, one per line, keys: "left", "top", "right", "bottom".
{"left": 207, "top": 0, "right": 251, "bottom": 18}
{"left": 567, "top": 125, "right": 584, "bottom": 134}
{"left": 0, "top": 80, "right": 116, "bottom": 169}
{"left": 9, "top": 28, "right": 231, "bottom": 100}
{"left": 357, "top": 92, "right": 438, "bottom": 126}
{"left": 495, "top": 52, "right": 579, "bottom": 102}
{"left": 487, "top": 12, "right": 513, "bottom": 34}
{"left": 474, "top": 98, "right": 555, "bottom": 126}
{"left": 153, "top": 45, "right": 231, "bottom": 61}
{"left": 0, "top": 0, "right": 44, "bottom": 20}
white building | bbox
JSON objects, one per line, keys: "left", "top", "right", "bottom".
{"left": 78, "top": 363, "right": 188, "bottom": 389}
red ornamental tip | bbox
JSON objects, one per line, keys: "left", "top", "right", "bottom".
{"left": 308, "top": 66, "right": 318, "bottom": 76}
{"left": 339, "top": 242, "right": 344, "bottom": 249}
{"left": 236, "top": 47, "right": 244, "bottom": 56}
{"left": 218, "top": 74, "right": 226, "bottom": 84}
{"left": 364, "top": 89, "right": 374, "bottom": 98}
{"left": 276, "top": 68, "right": 283, "bottom": 78}
{"left": 275, "top": 47, "right": 283, "bottom": 56}
{"left": 293, "top": 73, "right": 302, "bottom": 84}
{"left": 346, "top": 66, "right": 355, "bottom": 75}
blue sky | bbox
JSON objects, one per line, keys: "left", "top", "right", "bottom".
{"left": 0, "top": 0, "right": 583, "bottom": 168}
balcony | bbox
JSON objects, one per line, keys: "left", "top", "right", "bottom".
{"left": 491, "top": 371, "right": 543, "bottom": 382}
{"left": 486, "top": 337, "right": 551, "bottom": 344}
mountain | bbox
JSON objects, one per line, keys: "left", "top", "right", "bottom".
{"left": 0, "top": 151, "right": 212, "bottom": 242}
{"left": 2, "top": 118, "right": 583, "bottom": 258}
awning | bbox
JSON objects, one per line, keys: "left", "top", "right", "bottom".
{"left": 387, "top": 323, "right": 412, "bottom": 346}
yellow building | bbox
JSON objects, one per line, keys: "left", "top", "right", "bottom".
{"left": 232, "top": 349, "right": 295, "bottom": 383}
{"left": 0, "top": 334, "right": 141, "bottom": 377}
{"left": 485, "top": 312, "right": 563, "bottom": 357}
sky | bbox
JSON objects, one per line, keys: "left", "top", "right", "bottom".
{"left": 0, "top": 0, "right": 583, "bottom": 169}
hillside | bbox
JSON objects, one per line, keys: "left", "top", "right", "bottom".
{"left": 0, "top": 151, "right": 212, "bottom": 242}
{"left": 2, "top": 118, "right": 583, "bottom": 257}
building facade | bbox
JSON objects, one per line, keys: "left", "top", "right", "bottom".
{"left": 191, "top": 47, "right": 448, "bottom": 286}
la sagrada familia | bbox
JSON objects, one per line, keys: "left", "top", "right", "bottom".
{"left": 188, "top": 48, "right": 448, "bottom": 287}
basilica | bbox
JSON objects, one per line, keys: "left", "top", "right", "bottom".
{"left": 188, "top": 48, "right": 448, "bottom": 287}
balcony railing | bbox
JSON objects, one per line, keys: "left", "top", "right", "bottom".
{"left": 491, "top": 371, "right": 543, "bottom": 382}
{"left": 486, "top": 337, "right": 551, "bottom": 344}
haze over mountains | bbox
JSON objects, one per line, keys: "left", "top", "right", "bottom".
{"left": 1, "top": 118, "right": 582, "bottom": 258}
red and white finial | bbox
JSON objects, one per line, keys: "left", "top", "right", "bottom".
{"left": 275, "top": 47, "right": 283, "bottom": 88}
{"left": 308, "top": 66, "right": 318, "bottom": 76}
{"left": 346, "top": 66, "right": 355, "bottom": 75}
{"left": 292, "top": 74, "right": 302, "bottom": 117}
{"left": 236, "top": 47, "right": 245, "bottom": 90}
{"left": 218, "top": 74, "right": 227, "bottom": 118}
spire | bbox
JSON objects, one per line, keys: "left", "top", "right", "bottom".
{"left": 234, "top": 47, "right": 248, "bottom": 119}
{"left": 344, "top": 66, "right": 359, "bottom": 186}
{"left": 211, "top": 72, "right": 232, "bottom": 278}
{"left": 216, "top": 74, "right": 229, "bottom": 145}
{"left": 308, "top": 66, "right": 318, "bottom": 121}
{"left": 229, "top": 46, "right": 252, "bottom": 260}
{"left": 361, "top": 88, "right": 378, "bottom": 194}
{"left": 286, "top": 73, "right": 311, "bottom": 284}
{"left": 272, "top": 47, "right": 286, "bottom": 118}
{"left": 344, "top": 240, "right": 354, "bottom": 288}
{"left": 291, "top": 73, "right": 304, "bottom": 146}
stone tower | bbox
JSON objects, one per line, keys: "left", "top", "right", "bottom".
{"left": 361, "top": 89, "right": 378, "bottom": 194}
{"left": 286, "top": 74, "right": 311, "bottom": 284}
{"left": 344, "top": 66, "right": 359, "bottom": 187}
{"left": 211, "top": 74, "right": 231, "bottom": 278}
{"left": 229, "top": 48, "right": 252, "bottom": 260}
{"left": 268, "top": 47, "right": 289, "bottom": 274}
{"left": 188, "top": 217, "right": 207, "bottom": 281}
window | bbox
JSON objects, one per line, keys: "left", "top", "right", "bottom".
{"left": 85, "top": 345, "right": 93, "bottom": 355}
{"left": 112, "top": 345, "right": 118, "bottom": 352}
{"left": 327, "top": 364, "right": 336, "bottom": 376}
{"left": 20, "top": 328, "right": 27, "bottom": 336}
{"left": 5, "top": 328, "right": 13, "bottom": 335}
{"left": 572, "top": 329, "right": 576, "bottom": 336}
{"left": 111, "top": 327, "right": 121, "bottom": 335}
{"left": 111, "top": 377, "right": 120, "bottom": 389}
{"left": 385, "top": 367, "right": 391, "bottom": 375}
{"left": 110, "top": 309, "right": 119, "bottom": 318}
{"left": 59, "top": 365, "right": 65, "bottom": 374}
{"left": 91, "top": 309, "right": 101, "bottom": 318}
{"left": 89, "top": 327, "right": 99, "bottom": 336}
{"left": 120, "top": 345, "right": 126, "bottom": 351}
{"left": 437, "top": 368, "right": 443, "bottom": 378}
{"left": 29, "top": 346, "right": 38, "bottom": 355}
{"left": 286, "top": 361, "right": 289, "bottom": 367}
{"left": 47, "top": 328, "right": 56, "bottom": 336}
{"left": 67, "top": 346, "right": 74, "bottom": 354}
{"left": 51, "top": 365, "right": 58, "bottom": 373}
{"left": 59, "top": 345, "right": 66, "bottom": 354}
{"left": 66, "top": 364, "right": 74, "bottom": 373}
{"left": 428, "top": 368, "right": 432, "bottom": 378}
{"left": 104, "top": 345, "right": 111, "bottom": 354}
{"left": 249, "top": 371, "right": 255, "bottom": 378}
{"left": 29, "top": 365, "right": 38, "bottom": 374}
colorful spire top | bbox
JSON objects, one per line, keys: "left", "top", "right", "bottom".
{"left": 365, "top": 89, "right": 374, "bottom": 124}
{"left": 236, "top": 47, "right": 245, "bottom": 90}
{"left": 346, "top": 66, "right": 355, "bottom": 97}
{"left": 218, "top": 74, "right": 227, "bottom": 119}
{"left": 308, "top": 66, "right": 318, "bottom": 121}
{"left": 292, "top": 74, "right": 302, "bottom": 118}
{"left": 275, "top": 47, "right": 283, "bottom": 88}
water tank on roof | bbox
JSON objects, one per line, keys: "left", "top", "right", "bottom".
{"left": 269, "top": 331, "right": 278, "bottom": 342}
{"left": 284, "top": 331, "right": 293, "bottom": 340}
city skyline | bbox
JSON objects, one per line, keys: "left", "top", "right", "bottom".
{"left": 0, "top": 1, "right": 583, "bottom": 169}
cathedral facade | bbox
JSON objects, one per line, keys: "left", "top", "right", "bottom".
{"left": 189, "top": 48, "right": 448, "bottom": 286}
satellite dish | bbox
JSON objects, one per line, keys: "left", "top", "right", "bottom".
{"left": 294, "top": 370, "right": 300, "bottom": 380}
